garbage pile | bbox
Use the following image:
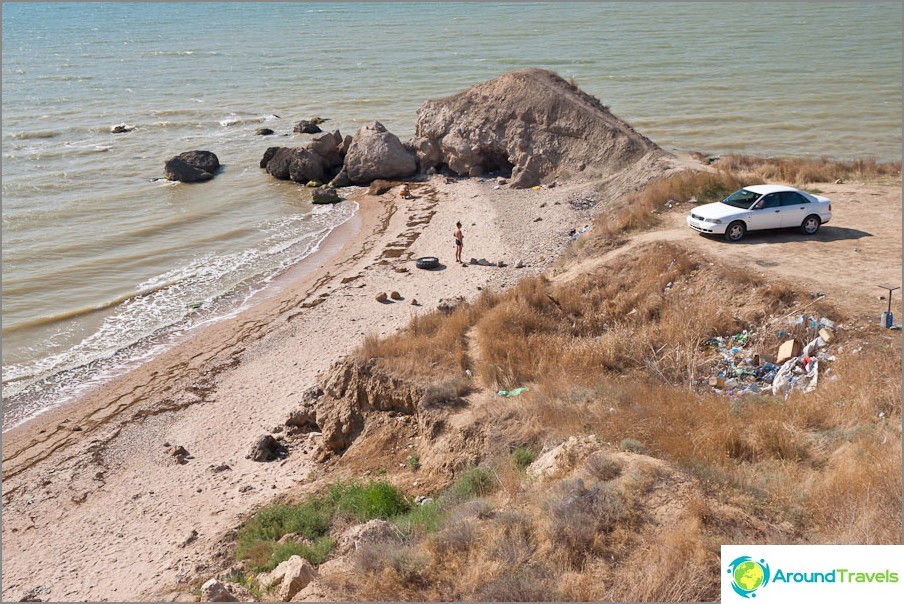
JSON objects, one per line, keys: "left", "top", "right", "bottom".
{"left": 703, "top": 314, "right": 837, "bottom": 399}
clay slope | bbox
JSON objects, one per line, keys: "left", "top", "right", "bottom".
{"left": 411, "top": 68, "right": 673, "bottom": 187}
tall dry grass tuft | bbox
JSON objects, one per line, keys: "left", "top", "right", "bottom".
{"left": 805, "top": 432, "right": 902, "bottom": 543}
{"left": 714, "top": 154, "right": 902, "bottom": 184}
{"left": 593, "top": 168, "right": 756, "bottom": 239}
{"left": 359, "top": 290, "right": 500, "bottom": 380}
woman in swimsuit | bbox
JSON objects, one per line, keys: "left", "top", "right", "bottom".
{"left": 454, "top": 221, "right": 464, "bottom": 264}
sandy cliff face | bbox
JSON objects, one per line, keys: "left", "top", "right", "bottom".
{"left": 411, "top": 68, "right": 672, "bottom": 187}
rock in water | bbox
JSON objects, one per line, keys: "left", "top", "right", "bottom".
{"left": 312, "top": 186, "right": 341, "bottom": 204}
{"left": 294, "top": 120, "right": 322, "bottom": 134}
{"left": 247, "top": 434, "right": 286, "bottom": 462}
{"left": 177, "top": 150, "right": 219, "bottom": 175}
{"left": 410, "top": 68, "right": 670, "bottom": 188}
{"left": 256, "top": 127, "right": 275, "bottom": 136}
{"left": 344, "top": 121, "right": 416, "bottom": 185}
{"left": 308, "top": 130, "right": 344, "bottom": 170}
{"left": 164, "top": 157, "right": 213, "bottom": 183}
{"left": 328, "top": 167, "right": 352, "bottom": 188}
{"left": 262, "top": 148, "right": 325, "bottom": 183}
{"left": 164, "top": 150, "right": 220, "bottom": 183}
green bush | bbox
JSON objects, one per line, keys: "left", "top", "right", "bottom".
{"left": 236, "top": 501, "right": 330, "bottom": 553}
{"left": 406, "top": 453, "right": 421, "bottom": 471}
{"left": 393, "top": 499, "right": 445, "bottom": 536}
{"left": 512, "top": 447, "right": 537, "bottom": 470}
{"left": 236, "top": 480, "right": 410, "bottom": 572}
{"left": 328, "top": 481, "right": 410, "bottom": 522}
{"left": 451, "top": 467, "right": 497, "bottom": 500}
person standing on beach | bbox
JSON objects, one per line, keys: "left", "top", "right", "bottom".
{"left": 454, "top": 221, "right": 464, "bottom": 264}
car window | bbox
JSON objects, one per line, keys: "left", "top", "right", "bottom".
{"left": 780, "top": 191, "right": 809, "bottom": 206}
{"left": 720, "top": 188, "right": 761, "bottom": 209}
{"left": 759, "top": 194, "right": 780, "bottom": 209}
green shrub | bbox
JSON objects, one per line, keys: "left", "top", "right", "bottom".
{"left": 236, "top": 501, "right": 330, "bottom": 555}
{"left": 236, "top": 480, "right": 409, "bottom": 572}
{"left": 450, "top": 467, "right": 497, "bottom": 500}
{"left": 393, "top": 499, "right": 445, "bottom": 536}
{"left": 512, "top": 447, "right": 537, "bottom": 470}
{"left": 406, "top": 453, "right": 421, "bottom": 471}
{"left": 265, "top": 537, "right": 334, "bottom": 570}
{"left": 328, "top": 481, "right": 410, "bottom": 521}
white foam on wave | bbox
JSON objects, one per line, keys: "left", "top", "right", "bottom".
{"left": 1, "top": 201, "right": 359, "bottom": 430}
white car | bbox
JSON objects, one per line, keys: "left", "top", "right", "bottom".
{"left": 686, "top": 184, "right": 832, "bottom": 242}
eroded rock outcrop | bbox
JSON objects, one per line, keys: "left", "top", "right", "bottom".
{"left": 301, "top": 359, "right": 424, "bottom": 454}
{"left": 257, "top": 555, "right": 317, "bottom": 601}
{"left": 344, "top": 121, "right": 416, "bottom": 185}
{"left": 410, "top": 68, "right": 670, "bottom": 187}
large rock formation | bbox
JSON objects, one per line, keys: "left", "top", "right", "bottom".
{"left": 260, "top": 130, "right": 349, "bottom": 185}
{"left": 410, "top": 68, "right": 671, "bottom": 187}
{"left": 343, "top": 122, "right": 416, "bottom": 185}
{"left": 263, "top": 147, "right": 325, "bottom": 184}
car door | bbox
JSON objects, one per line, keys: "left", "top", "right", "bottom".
{"left": 779, "top": 191, "right": 811, "bottom": 227}
{"left": 746, "top": 193, "right": 783, "bottom": 230}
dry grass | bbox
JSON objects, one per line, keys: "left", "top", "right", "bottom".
{"left": 317, "top": 164, "right": 901, "bottom": 602}
{"left": 714, "top": 154, "right": 901, "bottom": 185}
{"left": 358, "top": 291, "right": 499, "bottom": 380}
{"left": 592, "top": 168, "right": 756, "bottom": 238}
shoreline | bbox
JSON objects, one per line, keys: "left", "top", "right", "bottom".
{"left": 1, "top": 198, "right": 364, "bottom": 434}
{"left": 0, "top": 194, "right": 377, "bottom": 462}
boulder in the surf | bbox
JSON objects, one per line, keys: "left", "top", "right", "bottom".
{"left": 177, "top": 150, "right": 220, "bottom": 175}
{"left": 262, "top": 147, "right": 325, "bottom": 183}
{"left": 164, "top": 156, "right": 214, "bottom": 183}
{"left": 294, "top": 120, "right": 322, "bottom": 134}
{"left": 312, "top": 186, "right": 341, "bottom": 204}
{"left": 343, "top": 121, "right": 416, "bottom": 185}
{"left": 308, "top": 130, "right": 344, "bottom": 170}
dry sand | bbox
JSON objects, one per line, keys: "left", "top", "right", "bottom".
{"left": 0, "top": 175, "right": 601, "bottom": 602}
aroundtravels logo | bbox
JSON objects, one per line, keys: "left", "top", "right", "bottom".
{"left": 727, "top": 556, "right": 771, "bottom": 598}
{"left": 722, "top": 545, "right": 904, "bottom": 603}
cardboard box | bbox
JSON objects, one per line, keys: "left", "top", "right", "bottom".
{"left": 709, "top": 377, "right": 726, "bottom": 388}
{"left": 818, "top": 328, "right": 833, "bottom": 343}
{"left": 776, "top": 339, "right": 801, "bottom": 364}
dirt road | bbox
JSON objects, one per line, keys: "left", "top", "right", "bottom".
{"left": 557, "top": 182, "right": 902, "bottom": 320}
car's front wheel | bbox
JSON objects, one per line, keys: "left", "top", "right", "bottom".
{"left": 724, "top": 221, "right": 746, "bottom": 242}
{"left": 801, "top": 214, "right": 821, "bottom": 235}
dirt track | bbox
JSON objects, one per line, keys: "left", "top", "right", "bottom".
{"left": 557, "top": 182, "right": 902, "bottom": 320}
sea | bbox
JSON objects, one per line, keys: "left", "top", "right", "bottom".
{"left": 2, "top": 2, "right": 901, "bottom": 429}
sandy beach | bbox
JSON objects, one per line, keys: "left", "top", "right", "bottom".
{"left": 1, "top": 175, "right": 602, "bottom": 601}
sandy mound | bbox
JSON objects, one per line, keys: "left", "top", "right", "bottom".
{"left": 411, "top": 68, "right": 673, "bottom": 187}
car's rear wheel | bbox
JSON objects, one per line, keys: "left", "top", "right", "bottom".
{"left": 725, "top": 221, "right": 746, "bottom": 242}
{"left": 801, "top": 214, "right": 821, "bottom": 235}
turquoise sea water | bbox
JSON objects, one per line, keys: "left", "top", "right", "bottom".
{"left": 2, "top": 2, "right": 901, "bottom": 427}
